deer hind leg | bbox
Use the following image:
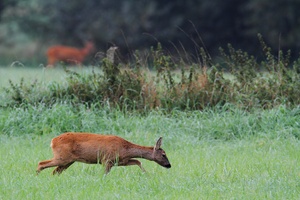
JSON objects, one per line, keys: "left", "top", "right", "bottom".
{"left": 119, "top": 159, "right": 146, "bottom": 172}
{"left": 37, "top": 157, "right": 73, "bottom": 174}
{"left": 37, "top": 159, "right": 60, "bottom": 174}
{"left": 52, "top": 162, "right": 75, "bottom": 175}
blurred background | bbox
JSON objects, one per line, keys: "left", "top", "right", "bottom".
{"left": 0, "top": 0, "right": 300, "bottom": 66}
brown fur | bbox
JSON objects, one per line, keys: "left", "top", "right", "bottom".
{"left": 37, "top": 132, "right": 171, "bottom": 175}
{"left": 46, "top": 42, "right": 94, "bottom": 66}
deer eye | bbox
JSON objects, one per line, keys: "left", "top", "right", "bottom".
{"left": 162, "top": 154, "right": 166, "bottom": 158}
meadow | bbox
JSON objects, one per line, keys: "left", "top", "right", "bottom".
{"left": 1, "top": 66, "right": 300, "bottom": 199}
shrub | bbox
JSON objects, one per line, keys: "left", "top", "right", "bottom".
{"left": 3, "top": 38, "right": 300, "bottom": 112}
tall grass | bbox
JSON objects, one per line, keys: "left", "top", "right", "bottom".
{"left": 1, "top": 103, "right": 300, "bottom": 140}
{"left": 0, "top": 66, "right": 101, "bottom": 107}
{"left": 1, "top": 38, "right": 300, "bottom": 199}
{"left": 1, "top": 70, "right": 300, "bottom": 199}
{"left": 1, "top": 105, "right": 300, "bottom": 199}
{"left": 2, "top": 37, "right": 300, "bottom": 111}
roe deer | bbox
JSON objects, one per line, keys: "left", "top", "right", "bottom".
{"left": 46, "top": 42, "right": 94, "bottom": 66}
{"left": 36, "top": 132, "right": 171, "bottom": 175}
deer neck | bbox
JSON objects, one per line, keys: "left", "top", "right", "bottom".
{"left": 127, "top": 144, "right": 154, "bottom": 160}
{"left": 81, "top": 45, "right": 92, "bottom": 56}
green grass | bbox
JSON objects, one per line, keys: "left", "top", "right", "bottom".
{"left": 0, "top": 66, "right": 101, "bottom": 89}
{"left": 0, "top": 66, "right": 103, "bottom": 107}
{"left": 1, "top": 132, "right": 300, "bottom": 199}
{"left": 1, "top": 66, "right": 300, "bottom": 199}
{"left": 1, "top": 104, "right": 300, "bottom": 199}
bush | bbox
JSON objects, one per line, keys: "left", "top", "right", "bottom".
{"left": 3, "top": 38, "right": 300, "bottom": 112}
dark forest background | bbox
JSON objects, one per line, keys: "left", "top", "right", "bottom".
{"left": 0, "top": 0, "right": 300, "bottom": 65}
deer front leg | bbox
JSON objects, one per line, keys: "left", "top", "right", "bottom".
{"left": 52, "top": 162, "right": 75, "bottom": 175}
{"left": 104, "top": 161, "right": 114, "bottom": 174}
{"left": 37, "top": 159, "right": 59, "bottom": 174}
{"left": 119, "top": 159, "right": 146, "bottom": 172}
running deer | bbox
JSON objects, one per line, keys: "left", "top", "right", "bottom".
{"left": 46, "top": 42, "right": 94, "bottom": 66}
{"left": 36, "top": 132, "right": 171, "bottom": 175}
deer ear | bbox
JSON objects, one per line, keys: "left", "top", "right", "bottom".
{"left": 154, "top": 137, "right": 163, "bottom": 151}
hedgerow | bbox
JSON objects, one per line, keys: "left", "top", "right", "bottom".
{"left": 3, "top": 35, "right": 300, "bottom": 112}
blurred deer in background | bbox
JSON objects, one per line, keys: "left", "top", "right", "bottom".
{"left": 36, "top": 132, "right": 171, "bottom": 175}
{"left": 46, "top": 41, "right": 94, "bottom": 67}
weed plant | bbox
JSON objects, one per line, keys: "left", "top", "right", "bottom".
{"left": 2, "top": 35, "right": 300, "bottom": 111}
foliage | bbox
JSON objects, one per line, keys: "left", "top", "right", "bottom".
{"left": 3, "top": 36, "right": 300, "bottom": 111}
{"left": 1, "top": 0, "right": 300, "bottom": 63}
{"left": 219, "top": 34, "right": 300, "bottom": 109}
{"left": 4, "top": 77, "right": 46, "bottom": 106}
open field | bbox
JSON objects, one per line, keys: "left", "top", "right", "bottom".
{"left": 1, "top": 67, "right": 300, "bottom": 199}
{"left": 1, "top": 132, "right": 300, "bottom": 199}
{"left": 0, "top": 66, "right": 101, "bottom": 89}
{"left": 1, "top": 103, "right": 300, "bottom": 199}
{"left": 0, "top": 66, "right": 103, "bottom": 107}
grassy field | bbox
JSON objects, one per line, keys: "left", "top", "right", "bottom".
{"left": 0, "top": 66, "right": 103, "bottom": 89}
{"left": 1, "top": 133, "right": 300, "bottom": 199}
{"left": 1, "top": 67, "right": 300, "bottom": 199}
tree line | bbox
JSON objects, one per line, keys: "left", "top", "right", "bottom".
{"left": 1, "top": 0, "right": 300, "bottom": 63}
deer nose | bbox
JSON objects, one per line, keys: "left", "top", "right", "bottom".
{"left": 165, "top": 164, "right": 171, "bottom": 168}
